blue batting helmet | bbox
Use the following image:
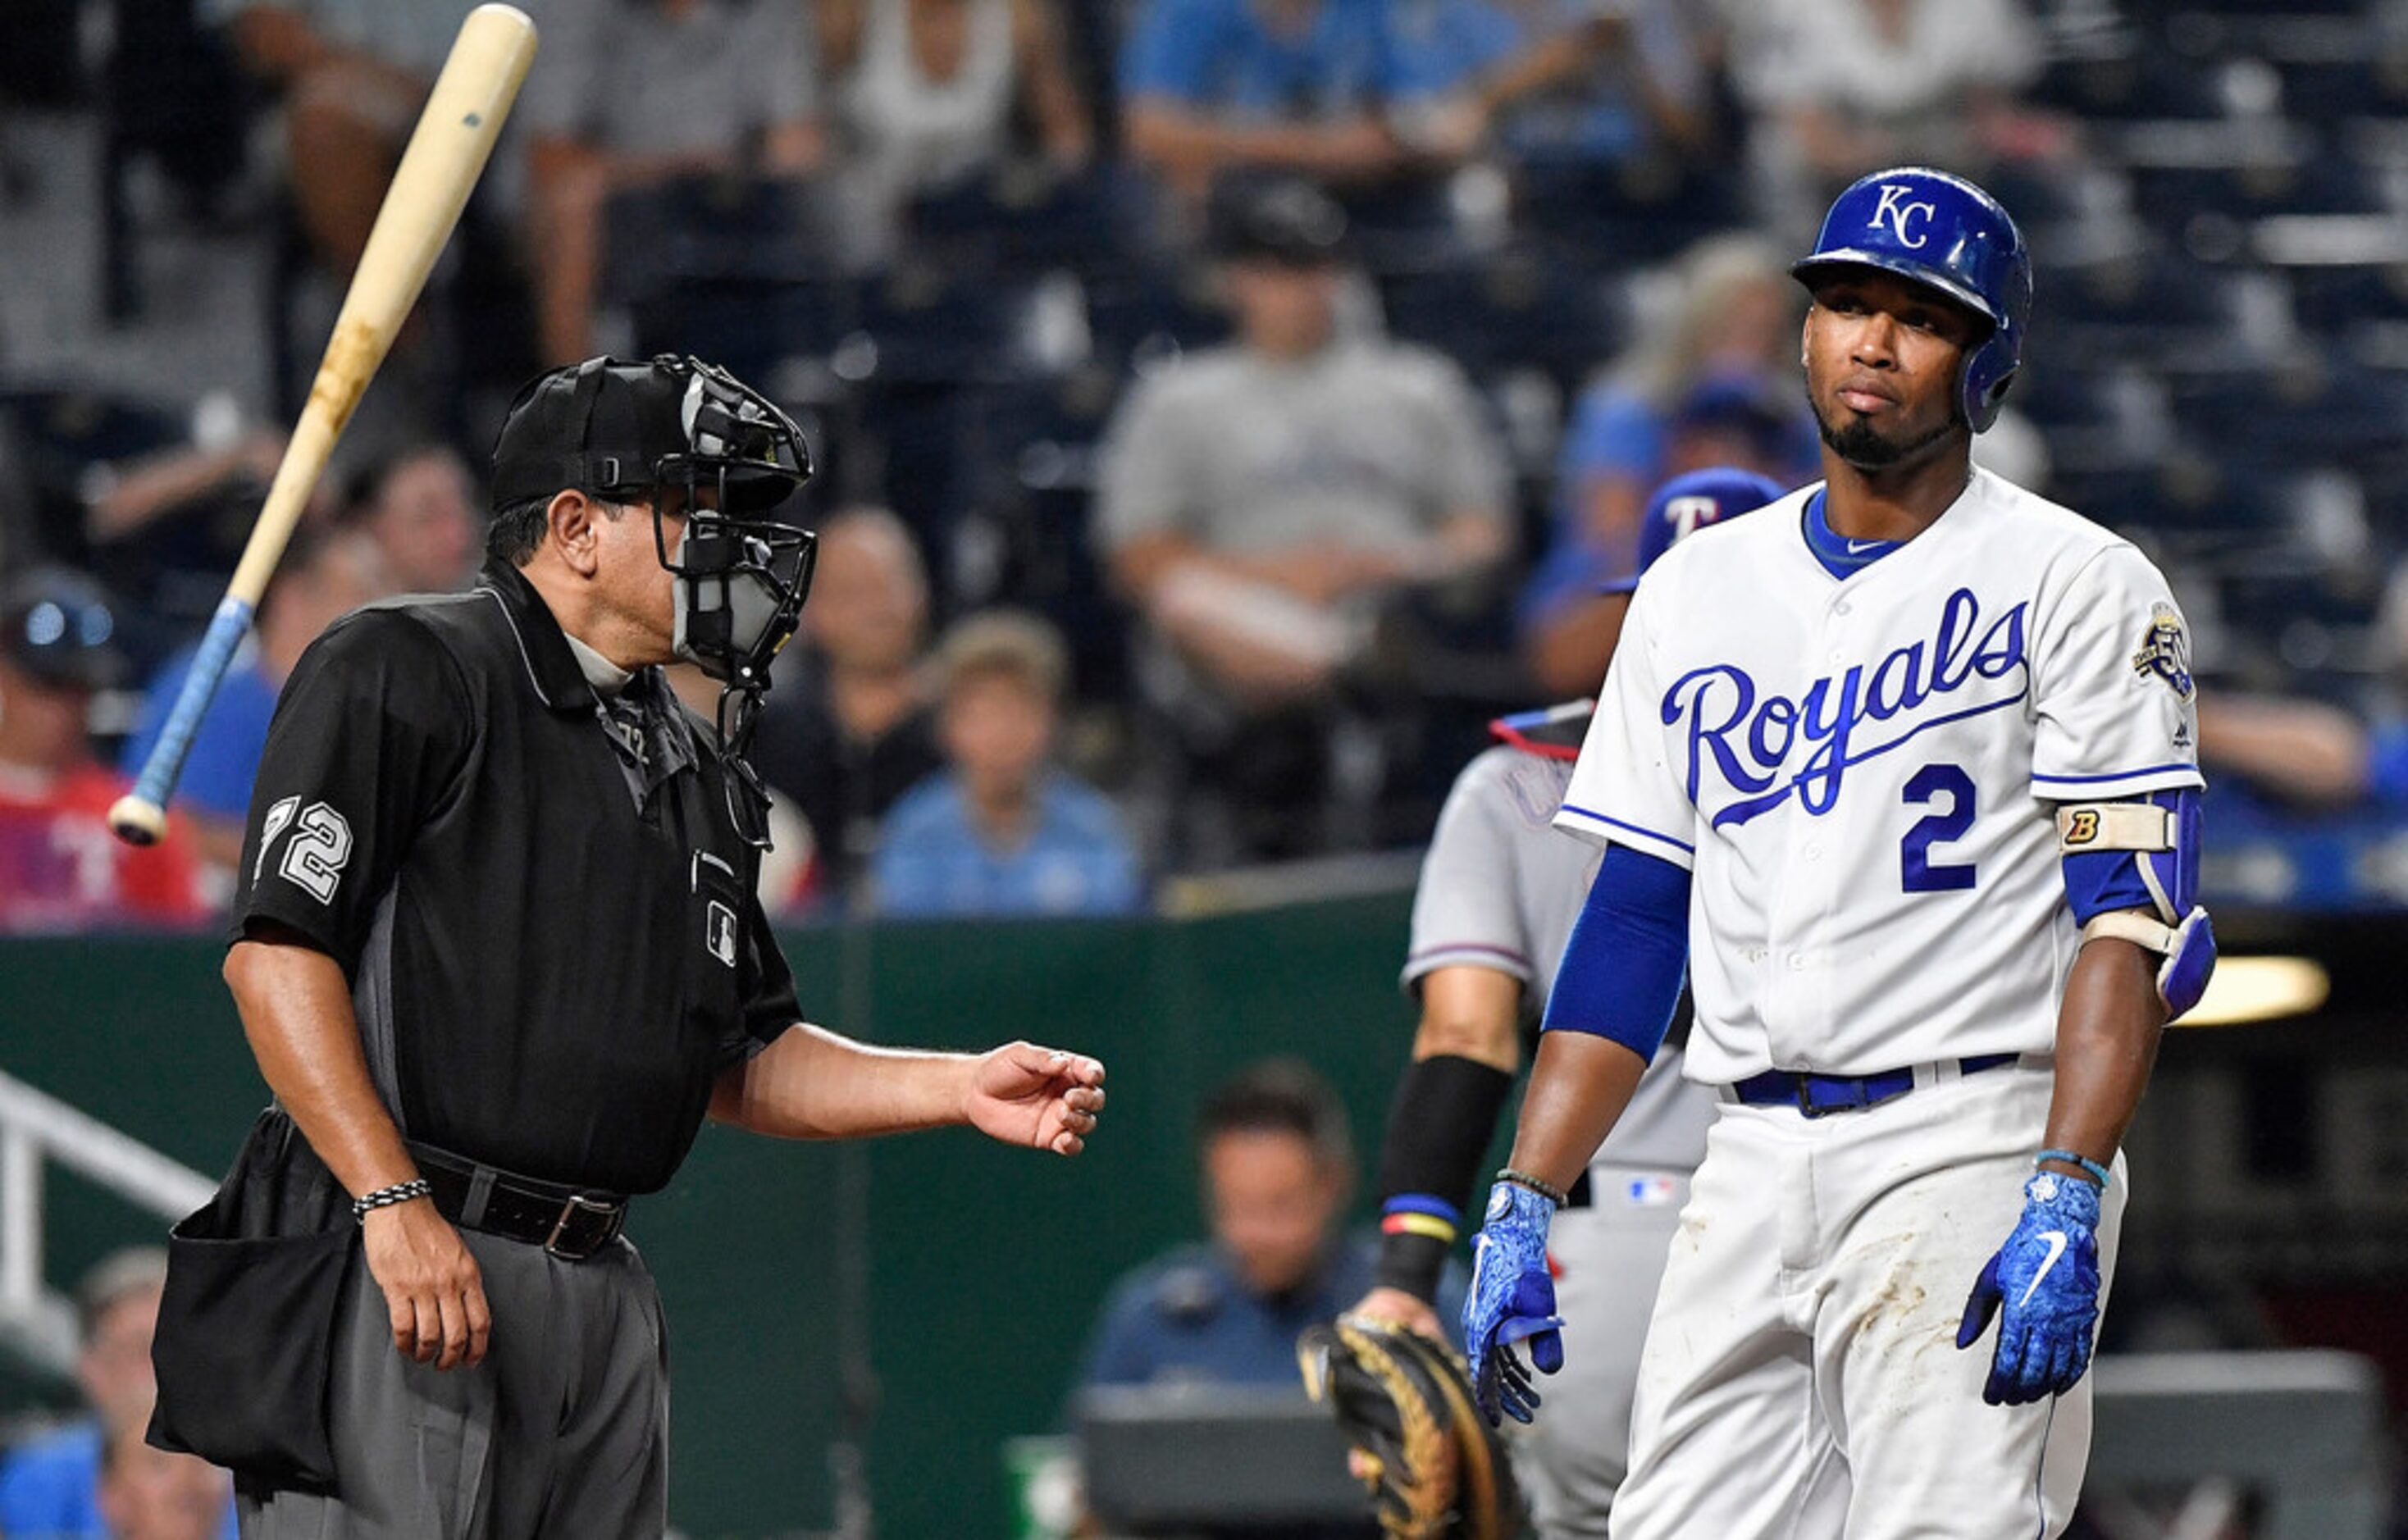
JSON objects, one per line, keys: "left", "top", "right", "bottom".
{"left": 1790, "top": 166, "right": 2032, "bottom": 433}
{"left": 1599, "top": 467, "right": 1787, "bottom": 595}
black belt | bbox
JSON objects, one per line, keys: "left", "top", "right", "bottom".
{"left": 1728, "top": 1052, "right": 2022, "bottom": 1119}
{"left": 410, "top": 1144, "right": 630, "bottom": 1261}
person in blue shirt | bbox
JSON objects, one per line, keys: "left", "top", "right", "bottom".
{"left": 1119, "top": 0, "right": 1406, "bottom": 204}
{"left": 119, "top": 524, "right": 390, "bottom": 880}
{"left": 871, "top": 610, "right": 1143, "bottom": 918}
{"left": 0, "top": 1249, "right": 235, "bottom": 1540}
{"left": 1080, "top": 1059, "right": 1467, "bottom": 1389}
{"left": 1382, "top": 0, "right": 1708, "bottom": 171}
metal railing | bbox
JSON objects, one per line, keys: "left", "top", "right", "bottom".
{"left": 0, "top": 1070, "right": 216, "bottom": 1374}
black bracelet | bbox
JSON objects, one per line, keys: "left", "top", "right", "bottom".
{"left": 352, "top": 1178, "right": 432, "bottom": 1222}
{"left": 1496, "top": 1167, "right": 1567, "bottom": 1205}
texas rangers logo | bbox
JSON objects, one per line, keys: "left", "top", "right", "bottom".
{"left": 1664, "top": 587, "right": 2030, "bottom": 827}
{"left": 1872, "top": 185, "right": 1936, "bottom": 248}
{"left": 2131, "top": 603, "right": 2193, "bottom": 700}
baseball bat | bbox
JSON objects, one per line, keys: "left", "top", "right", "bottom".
{"left": 111, "top": 5, "right": 537, "bottom": 846}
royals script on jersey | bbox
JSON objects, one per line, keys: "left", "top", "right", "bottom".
{"left": 1554, "top": 470, "right": 2202, "bottom": 1083}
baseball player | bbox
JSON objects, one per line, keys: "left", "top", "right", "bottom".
{"left": 1461, "top": 167, "right": 2214, "bottom": 1540}
{"left": 1352, "top": 467, "right": 1784, "bottom": 1536}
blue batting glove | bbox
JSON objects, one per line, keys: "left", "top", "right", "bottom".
{"left": 1462, "top": 1181, "right": 1566, "bottom": 1426}
{"left": 1955, "top": 1169, "right": 2104, "bottom": 1406}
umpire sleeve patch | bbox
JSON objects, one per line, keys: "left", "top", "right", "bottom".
{"left": 257, "top": 798, "right": 355, "bottom": 904}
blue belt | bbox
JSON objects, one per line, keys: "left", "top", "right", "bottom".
{"left": 1729, "top": 1051, "right": 2021, "bottom": 1118}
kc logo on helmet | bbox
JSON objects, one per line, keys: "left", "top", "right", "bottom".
{"left": 1871, "top": 185, "right": 1936, "bottom": 248}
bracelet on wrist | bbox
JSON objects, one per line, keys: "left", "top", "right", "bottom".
{"left": 2034, "top": 1149, "right": 2112, "bottom": 1189}
{"left": 351, "top": 1178, "right": 432, "bottom": 1222}
{"left": 1496, "top": 1167, "right": 1567, "bottom": 1206}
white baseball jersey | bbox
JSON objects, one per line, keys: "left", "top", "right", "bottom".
{"left": 1553, "top": 469, "right": 2201, "bottom": 1084}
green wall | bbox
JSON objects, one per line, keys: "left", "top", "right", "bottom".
{"left": 0, "top": 891, "right": 1424, "bottom": 1538}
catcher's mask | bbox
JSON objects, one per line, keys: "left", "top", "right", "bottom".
{"left": 494, "top": 353, "right": 818, "bottom": 693}
{"left": 493, "top": 353, "right": 817, "bottom": 845}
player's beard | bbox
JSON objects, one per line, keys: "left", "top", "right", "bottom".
{"left": 1816, "top": 403, "right": 1960, "bottom": 470}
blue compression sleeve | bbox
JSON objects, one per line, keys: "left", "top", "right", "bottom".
{"left": 1540, "top": 844, "right": 1690, "bottom": 1058}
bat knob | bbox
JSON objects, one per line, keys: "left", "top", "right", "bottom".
{"left": 108, "top": 795, "right": 167, "bottom": 847}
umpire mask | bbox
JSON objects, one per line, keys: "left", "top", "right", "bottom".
{"left": 646, "top": 359, "right": 819, "bottom": 693}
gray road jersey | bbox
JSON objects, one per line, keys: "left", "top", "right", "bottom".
{"left": 1403, "top": 744, "right": 1715, "bottom": 1172}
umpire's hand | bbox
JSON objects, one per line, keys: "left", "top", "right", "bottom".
{"left": 363, "top": 1200, "right": 492, "bottom": 1370}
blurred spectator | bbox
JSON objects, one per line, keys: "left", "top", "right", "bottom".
{"left": 0, "top": 570, "right": 211, "bottom": 932}
{"left": 81, "top": 431, "right": 290, "bottom": 549}
{"left": 95, "top": 1432, "right": 232, "bottom": 1540}
{"left": 335, "top": 441, "right": 480, "bottom": 594}
{"left": 1094, "top": 175, "right": 1511, "bottom": 856}
{"left": 750, "top": 507, "right": 944, "bottom": 909}
{"left": 119, "top": 526, "right": 392, "bottom": 879}
{"left": 1080, "top": 1059, "right": 1460, "bottom": 1387}
{"left": 1523, "top": 375, "right": 1809, "bottom": 695}
{"left": 1724, "top": 0, "right": 2066, "bottom": 239}
{"left": 1528, "top": 233, "right": 1808, "bottom": 693}
{"left": 1118, "top": 0, "right": 1407, "bottom": 207}
{"left": 519, "top": 0, "right": 824, "bottom": 363}
{"left": 206, "top": 2, "right": 472, "bottom": 276}
{"left": 0, "top": 1249, "right": 234, "bottom": 1540}
{"left": 1384, "top": 0, "right": 1708, "bottom": 172}
{"left": 873, "top": 611, "right": 1142, "bottom": 918}
{"left": 2194, "top": 694, "right": 2397, "bottom": 811}
{"left": 820, "top": 0, "right": 1093, "bottom": 267}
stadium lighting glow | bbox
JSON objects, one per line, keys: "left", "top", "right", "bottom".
{"left": 2176, "top": 956, "right": 2330, "bottom": 1027}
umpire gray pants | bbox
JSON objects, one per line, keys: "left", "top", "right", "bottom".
{"left": 239, "top": 1229, "right": 669, "bottom": 1540}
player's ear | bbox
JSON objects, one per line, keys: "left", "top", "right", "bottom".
{"left": 547, "top": 490, "right": 602, "bottom": 576}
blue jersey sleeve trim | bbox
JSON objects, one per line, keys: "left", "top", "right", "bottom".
{"left": 1556, "top": 804, "right": 1696, "bottom": 854}
{"left": 1539, "top": 845, "right": 1689, "bottom": 1059}
{"left": 2033, "top": 763, "right": 2200, "bottom": 786}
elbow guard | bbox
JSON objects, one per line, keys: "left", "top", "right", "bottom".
{"left": 2059, "top": 786, "right": 2215, "bottom": 1019}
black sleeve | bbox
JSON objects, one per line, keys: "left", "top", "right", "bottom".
{"left": 733, "top": 886, "right": 802, "bottom": 1059}
{"left": 230, "top": 609, "right": 472, "bottom": 971}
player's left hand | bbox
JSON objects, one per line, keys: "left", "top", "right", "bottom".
{"left": 965, "top": 1043, "right": 1106, "bottom": 1155}
{"left": 1462, "top": 1181, "right": 1566, "bottom": 1426}
{"left": 1955, "top": 1169, "right": 2104, "bottom": 1406}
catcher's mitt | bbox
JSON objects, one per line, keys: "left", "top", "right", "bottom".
{"left": 1297, "top": 1314, "right": 1525, "bottom": 1540}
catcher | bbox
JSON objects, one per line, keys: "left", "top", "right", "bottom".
{"left": 1306, "top": 469, "right": 1787, "bottom": 1538}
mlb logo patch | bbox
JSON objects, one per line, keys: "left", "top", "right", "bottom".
{"left": 1625, "top": 1176, "right": 1679, "bottom": 1207}
{"left": 706, "top": 900, "right": 739, "bottom": 968}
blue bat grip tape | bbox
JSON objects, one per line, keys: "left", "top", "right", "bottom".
{"left": 130, "top": 595, "right": 254, "bottom": 811}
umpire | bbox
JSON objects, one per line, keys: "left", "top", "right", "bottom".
{"left": 155, "top": 355, "right": 1108, "bottom": 1538}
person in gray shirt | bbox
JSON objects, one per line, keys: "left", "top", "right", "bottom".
{"left": 1093, "top": 173, "right": 1512, "bottom": 854}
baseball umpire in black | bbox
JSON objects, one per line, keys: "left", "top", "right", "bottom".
{"left": 155, "top": 355, "right": 1108, "bottom": 1538}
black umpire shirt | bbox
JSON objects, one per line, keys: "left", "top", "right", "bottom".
{"left": 230, "top": 558, "right": 801, "bottom": 1195}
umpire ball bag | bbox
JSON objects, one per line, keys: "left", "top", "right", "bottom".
{"left": 149, "top": 1106, "right": 358, "bottom": 1493}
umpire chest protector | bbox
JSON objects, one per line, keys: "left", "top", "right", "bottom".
{"left": 232, "top": 558, "right": 799, "bottom": 1196}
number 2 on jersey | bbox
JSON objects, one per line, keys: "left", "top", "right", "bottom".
{"left": 1900, "top": 763, "right": 1977, "bottom": 892}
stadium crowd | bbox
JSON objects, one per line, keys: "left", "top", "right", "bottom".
{"left": 5, "top": 0, "right": 2408, "bottom": 928}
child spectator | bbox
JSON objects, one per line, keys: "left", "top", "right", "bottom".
{"left": 873, "top": 611, "right": 1142, "bottom": 918}
{"left": 0, "top": 570, "right": 210, "bottom": 932}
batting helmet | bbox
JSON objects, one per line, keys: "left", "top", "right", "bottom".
{"left": 1790, "top": 166, "right": 2031, "bottom": 433}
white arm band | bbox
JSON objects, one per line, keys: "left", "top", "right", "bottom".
{"left": 2081, "top": 909, "right": 2180, "bottom": 955}
{"left": 2055, "top": 803, "right": 2174, "bottom": 854}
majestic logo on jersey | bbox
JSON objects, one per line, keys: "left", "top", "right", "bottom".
{"left": 1871, "top": 185, "right": 1937, "bottom": 248}
{"left": 2131, "top": 603, "right": 2193, "bottom": 700}
{"left": 1664, "top": 587, "right": 2030, "bottom": 828}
